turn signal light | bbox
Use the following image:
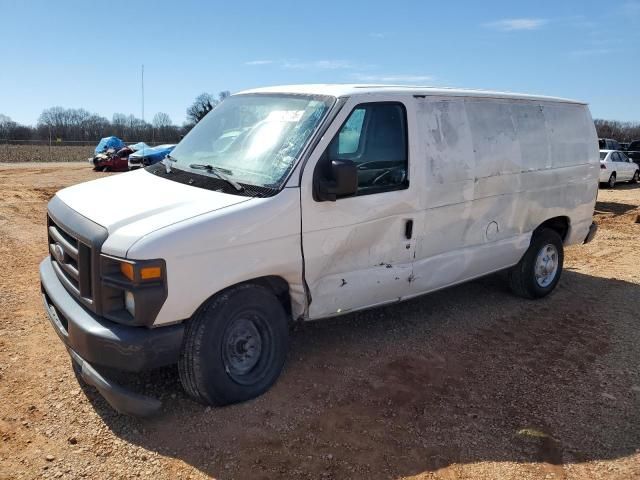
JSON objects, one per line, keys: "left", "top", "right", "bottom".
{"left": 119, "top": 261, "right": 162, "bottom": 281}
{"left": 140, "top": 266, "right": 162, "bottom": 280}
{"left": 120, "top": 262, "right": 135, "bottom": 281}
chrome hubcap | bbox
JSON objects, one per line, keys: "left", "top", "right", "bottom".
{"left": 535, "top": 244, "right": 558, "bottom": 288}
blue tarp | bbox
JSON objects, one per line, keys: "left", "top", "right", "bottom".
{"left": 128, "top": 142, "right": 150, "bottom": 152}
{"left": 128, "top": 144, "right": 176, "bottom": 165}
{"left": 94, "top": 136, "right": 125, "bottom": 155}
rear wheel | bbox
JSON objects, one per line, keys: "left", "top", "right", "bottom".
{"left": 178, "top": 284, "right": 289, "bottom": 406}
{"left": 508, "top": 228, "right": 564, "bottom": 299}
{"left": 608, "top": 173, "right": 616, "bottom": 188}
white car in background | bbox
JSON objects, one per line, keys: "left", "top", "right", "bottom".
{"left": 599, "top": 150, "right": 639, "bottom": 187}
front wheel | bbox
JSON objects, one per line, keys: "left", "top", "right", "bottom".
{"left": 178, "top": 284, "right": 289, "bottom": 406}
{"left": 508, "top": 228, "right": 564, "bottom": 299}
{"left": 608, "top": 173, "right": 616, "bottom": 188}
{"left": 630, "top": 170, "right": 639, "bottom": 184}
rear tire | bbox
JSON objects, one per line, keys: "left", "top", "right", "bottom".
{"left": 608, "top": 173, "right": 616, "bottom": 188}
{"left": 508, "top": 228, "right": 564, "bottom": 299}
{"left": 178, "top": 284, "right": 289, "bottom": 406}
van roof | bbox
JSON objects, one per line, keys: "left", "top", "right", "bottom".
{"left": 237, "top": 84, "right": 586, "bottom": 105}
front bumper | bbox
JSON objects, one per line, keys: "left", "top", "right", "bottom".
{"left": 69, "top": 349, "right": 162, "bottom": 416}
{"left": 40, "top": 257, "right": 184, "bottom": 415}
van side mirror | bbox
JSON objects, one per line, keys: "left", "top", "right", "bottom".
{"left": 315, "top": 160, "right": 358, "bottom": 202}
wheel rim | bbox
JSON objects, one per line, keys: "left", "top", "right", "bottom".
{"left": 222, "top": 316, "right": 264, "bottom": 380}
{"left": 534, "top": 244, "right": 559, "bottom": 288}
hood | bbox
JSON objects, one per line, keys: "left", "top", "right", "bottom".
{"left": 55, "top": 169, "right": 252, "bottom": 239}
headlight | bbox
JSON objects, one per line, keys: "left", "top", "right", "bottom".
{"left": 124, "top": 290, "right": 135, "bottom": 317}
{"left": 99, "top": 255, "right": 167, "bottom": 326}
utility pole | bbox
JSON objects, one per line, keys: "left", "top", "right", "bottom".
{"left": 141, "top": 64, "right": 145, "bottom": 123}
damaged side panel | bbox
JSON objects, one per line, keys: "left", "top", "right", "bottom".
{"left": 299, "top": 93, "right": 421, "bottom": 320}
{"left": 298, "top": 92, "right": 597, "bottom": 321}
{"left": 302, "top": 209, "right": 416, "bottom": 318}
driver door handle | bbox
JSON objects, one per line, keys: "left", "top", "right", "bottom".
{"left": 405, "top": 219, "right": 413, "bottom": 240}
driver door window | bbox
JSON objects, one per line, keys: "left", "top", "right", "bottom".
{"left": 328, "top": 102, "right": 408, "bottom": 195}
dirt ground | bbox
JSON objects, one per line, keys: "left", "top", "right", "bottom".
{"left": 1, "top": 162, "right": 639, "bottom": 480}
{"left": 0, "top": 145, "right": 94, "bottom": 163}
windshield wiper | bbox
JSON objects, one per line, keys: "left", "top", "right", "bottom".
{"left": 189, "top": 163, "right": 244, "bottom": 192}
{"left": 161, "top": 154, "right": 178, "bottom": 173}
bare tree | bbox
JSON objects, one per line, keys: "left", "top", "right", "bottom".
{"left": 186, "top": 93, "right": 217, "bottom": 124}
{"left": 0, "top": 114, "right": 17, "bottom": 139}
{"left": 4, "top": 90, "right": 230, "bottom": 142}
{"left": 152, "top": 112, "right": 176, "bottom": 143}
{"left": 37, "top": 107, "right": 110, "bottom": 141}
{"left": 186, "top": 91, "right": 231, "bottom": 125}
{"left": 125, "top": 115, "right": 151, "bottom": 141}
{"left": 111, "top": 113, "right": 128, "bottom": 139}
{"left": 152, "top": 112, "right": 173, "bottom": 128}
{"left": 594, "top": 119, "right": 640, "bottom": 142}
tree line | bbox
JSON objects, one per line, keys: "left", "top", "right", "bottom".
{"left": 593, "top": 119, "right": 640, "bottom": 143}
{"left": 0, "top": 91, "right": 230, "bottom": 144}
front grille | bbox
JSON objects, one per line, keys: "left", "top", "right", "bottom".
{"left": 48, "top": 215, "right": 93, "bottom": 303}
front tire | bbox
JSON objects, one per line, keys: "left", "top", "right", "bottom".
{"left": 508, "top": 228, "right": 564, "bottom": 299}
{"left": 630, "top": 170, "right": 639, "bottom": 184}
{"left": 178, "top": 284, "right": 289, "bottom": 406}
{"left": 608, "top": 173, "right": 616, "bottom": 188}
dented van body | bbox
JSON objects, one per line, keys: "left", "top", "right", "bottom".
{"left": 40, "top": 85, "right": 599, "bottom": 415}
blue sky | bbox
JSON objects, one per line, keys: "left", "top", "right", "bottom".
{"left": 1, "top": 0, "right": 639, "bottom": 126}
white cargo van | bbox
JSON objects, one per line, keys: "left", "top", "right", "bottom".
{"left": 40, "top": 85, "right": 599, "bottom": 415}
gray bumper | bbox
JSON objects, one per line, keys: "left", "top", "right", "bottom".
{"left": 69, "top": 350, "right": 161, "bottom": 416}
{"left": 40, "top": 257, "right": 183, "bottom": 415}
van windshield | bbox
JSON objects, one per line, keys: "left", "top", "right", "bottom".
{"left": 168, "top": 94, "right": 334, "bottom": 188}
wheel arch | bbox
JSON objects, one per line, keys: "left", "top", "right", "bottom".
{"left": 534, "top": 216, "right": 570, "bottom": 243}
{"left": 193, "top": 275, "right": 295, "bottom": 321}
{"left": 247, "top": 275, "right": 293, "bottom": 317}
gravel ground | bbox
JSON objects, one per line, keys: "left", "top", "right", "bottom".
{"left": 1, "top": 162, "right": 639, "bottom": 480}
